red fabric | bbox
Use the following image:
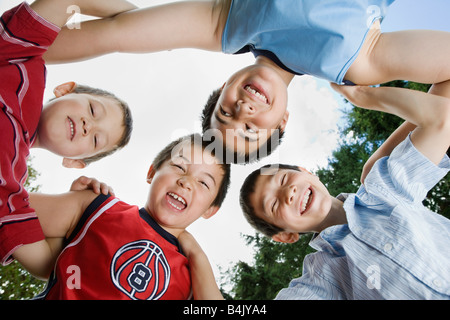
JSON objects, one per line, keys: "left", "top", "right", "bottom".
{"left": 0, "top": 2, "right": 59, "bottom": 264}
{"left": 45, "top": 196, "right": 192, "bottom": 300}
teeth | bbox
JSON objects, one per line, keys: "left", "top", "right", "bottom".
{"left": 300, "top": 189, "right": 311, "bottom": 213}
{"left": 245, "top": 85, "right": 268, "bottom": 104}
{"left": 168, "top": 192, "right": 187, "bottom": 210}
{"left": 69, "top": 118, "right": 74, "bottom": 139}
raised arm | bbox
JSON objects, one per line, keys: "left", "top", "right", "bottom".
{"left": 43, "top": 0, "right": 227, "bottom": 64}
{"left": 178, "top": 231, "right": 224, "bottom": 300}
{"left": 30, "top": 0, "right": 137, "bottom": 28}
{"left": 12, "top": 190, "right": 97, "bottom": 280}
{"left": 331, "top": 83, "right": 450, "bottom": 166}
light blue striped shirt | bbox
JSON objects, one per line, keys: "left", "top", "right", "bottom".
{"left": 276, "top": 135, "right": 450, "bottom": 299}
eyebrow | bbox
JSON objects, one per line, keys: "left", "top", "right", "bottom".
{"left": 203, "top": 172, "right": 217, "bottom": 186}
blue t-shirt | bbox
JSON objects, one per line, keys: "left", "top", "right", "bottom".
{"left": 222, "top": 0, "right": 394, "bottom": 84}
{"left": 276, "top": 135, "right": 450, "bottom": 299}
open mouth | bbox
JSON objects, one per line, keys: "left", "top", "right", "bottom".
{"left": 166, "top": 192, "right": 187, "bottom": 211}
{"left": 300, "top": 188, "right": 312, "bottom": 215}
{"left": 244, "top": 84, "right": 269, "bottom": 104}
{"left": 68, "top": 117, "right": 75, "bottom": 140}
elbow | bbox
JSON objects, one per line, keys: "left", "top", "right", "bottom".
{"left": 440, "top": 100, "right": 450, "bottom": 137}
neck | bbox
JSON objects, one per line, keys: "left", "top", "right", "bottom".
{"left": 317, "top": 197, "right": 347, "bottom": 233}
{"left": 255, "top": 55, "right": 295, "bottom": 86}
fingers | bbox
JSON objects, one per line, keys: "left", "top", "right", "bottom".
{"left": 70, "top": 176, "right": 115, "bottom": 196}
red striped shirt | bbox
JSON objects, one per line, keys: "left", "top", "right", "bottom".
{"left": 0, "top": 2, "right": 59, "bottom": 264}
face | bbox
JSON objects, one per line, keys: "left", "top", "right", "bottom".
{"left": 250, "top": 167, "right": 332, "bottom": 234}
{"left": 209, "top": 64, "right": 289, "bottom": 156}
{"left": 37, "top": 93, "right": 124, "bottom": 160}
{"left": 145, "top": 142, "right": 223, "bottom": 235}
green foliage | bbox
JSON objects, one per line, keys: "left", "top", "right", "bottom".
{"left": 0, "top": 157, "right": 46, "bottom": 300}
{"left": 220, "top": 233, "right": 314, "bottom": 300}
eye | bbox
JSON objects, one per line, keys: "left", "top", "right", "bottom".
{"left": 245, "top": 124, "right": 257, "bottom": 134}
{"left": 281, "top": 173, "right": 287, "bottom": 185}
{"left": 199, "top": 181, "right": 210, "bottom": 189}
{"left": 94, "top": 135, "right": 98, "bottom": 148}
{"left": 172, "top": 163, "right": 185, "bottom": 172}
{"left": 89, "top": 103, "right": 95, "bottom": 116}
{"left": 220, "top": 105, "right": 231, "bottom": 117}
{"left": 271, "top": 199, "right": 277, "bottom": 214}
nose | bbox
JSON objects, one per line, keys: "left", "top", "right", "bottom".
{"left": 235, "top": 100, "right": 255, "bottom": 119}
{"left": 82, "top": 118, "right": 93, "bottom": 135}
{"left": 284, "top": 185, "right": 296, "bottom": 205}
{"left": 177, "top": 176, "right": 192, "bottom": 191}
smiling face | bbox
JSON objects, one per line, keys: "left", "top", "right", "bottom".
{"left": 145, "top": 141, "right": 223, "bottom": 236}
{"left": 36, "top": 92, "right": 125, "bottom": 163}
{"left": 250, "top": 167, "right": 332, "bottom": 235}
{"left": 209, "top": 63, "right": 290, "bottom": 156}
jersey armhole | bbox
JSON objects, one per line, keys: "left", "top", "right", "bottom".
{"left": 64, "top": 193, "right": 111, "bottom": 245}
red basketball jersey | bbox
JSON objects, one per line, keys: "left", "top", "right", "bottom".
{"left": 39, "top": 194, "right": 192, "bottom": 300}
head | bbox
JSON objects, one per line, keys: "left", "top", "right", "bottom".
{"left": 36, "top": 82, "right": 133, "bottom": 168}
{"left": 240, "top": 164, "right": 332, "bottom": 243}
{"left": 145, "top": 133, "right": 231, "bottom": 236}
{"left": 201, "top": 63, "right": 290, "bottom": 164}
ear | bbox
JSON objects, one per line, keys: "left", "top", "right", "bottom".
{"left": 272, "top": 231, "right": 299, "bottom": 244}
{"left": 146, "top": 164, "right": 155, "bottom": 184}
{"left": 279, "top": 110, "right": 290, "bottom": 133}
{"left": 62, "top": 157, "right": 86, "bottom": 169}
{"left": 202, "top": 205, "right": 220, "bottom": 220}
{"left": 53, "top": 81, "right": 77, "bottom": 97}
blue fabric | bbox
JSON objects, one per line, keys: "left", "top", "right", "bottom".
{"left": 222, "top": 0, "right": 394, "bottom": 84}
{"left": 276, "top": 135, "right": 450, "bottom": 299}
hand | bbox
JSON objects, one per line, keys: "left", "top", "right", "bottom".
{"left": 70, "top": 176, "right": 114, "bottom": 196}
{"left": 178, "top": 230, "right": 200, "bottom": 259}
{"left": 330, "top": 83, "right": 374, "bottom": 109}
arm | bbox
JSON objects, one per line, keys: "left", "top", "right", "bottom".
{"left": 30, "top": 0, "right": 137, "bottom": 28}
{"left": 43, "top": 1, "right": 225, "bottom": 64}
{"left": 178, "top": 231, "right": 224, "bottom": 300}
{"left": 360, "top": 121, "right": 416, "bottom": 183}
{"left": 331, "top": 83, "right": 450, "bottom": 166}
{"left": 12, "top": 190, "right": 98, "bottom": 279}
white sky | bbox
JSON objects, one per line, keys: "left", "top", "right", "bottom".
{"left": 2, "top": 0, "right": 449, "bottom": 285}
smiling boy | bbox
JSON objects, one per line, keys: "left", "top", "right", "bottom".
{"left": 240, "top": 84, "right": 450, "bottom": 299}
{"left": 18, "top": 133, "right": 230, "bottom": 300}
{"left": 0, "top": 0, "right": 134, "bottom": 267}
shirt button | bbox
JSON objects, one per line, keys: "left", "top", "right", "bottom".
{"left": 383, "top": 243, "right": 393, "bottom": 252}
{"left": 433, "top": 279, "right": 442, "bottom": 287}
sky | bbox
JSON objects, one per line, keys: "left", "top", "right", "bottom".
{"left": 2, "top": 0, "right": 450, "bottom": 287}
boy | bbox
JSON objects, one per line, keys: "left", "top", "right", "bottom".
{"left": 0, "top": 0, "right": 135, "bottom": 266}
{"left": 19, "top": 133, "right": 229, "bottom": 299}
{"left": 239, "top": 83, "right": 450, "bottom": 299}
{"left": 43, "top": 0, "right": 450, "bottom": 162}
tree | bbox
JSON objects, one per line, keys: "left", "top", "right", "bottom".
{"left": 220, "top": 233, "right": 314, "bottom": 300}
{"left": 0, "top": 157, "right": 46, "bottom": 300}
